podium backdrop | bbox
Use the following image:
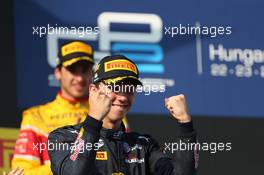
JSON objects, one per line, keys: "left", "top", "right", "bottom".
{"left": 0, "top": 0, "right": 264, "bottom": 175}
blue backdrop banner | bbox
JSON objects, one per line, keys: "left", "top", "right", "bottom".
{"left": 15, "top": 0, "right": 264, "bottom": 117}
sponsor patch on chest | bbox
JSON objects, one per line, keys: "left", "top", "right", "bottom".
{"left": 96, "top": 151, "right": 108, "bottom": 160}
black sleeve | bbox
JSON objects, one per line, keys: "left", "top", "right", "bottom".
{"left": 48, "top": 116, "right": 102, "bottom": 175}
{"left": 148, "top": 121, "right": 198, "bottom": 175}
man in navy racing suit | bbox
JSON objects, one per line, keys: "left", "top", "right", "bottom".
{"left": 48, "top": 55, "right": 198, "bottom": 175}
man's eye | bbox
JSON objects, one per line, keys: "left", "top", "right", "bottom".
{"left": 81, "top": 66, "right": 91, "bottom": 73}
{"left": 67, "top": 68, "right": 75, "bottom": 73}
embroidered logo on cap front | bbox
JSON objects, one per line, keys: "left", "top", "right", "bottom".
{"left": 62, "top": 42, "right": 92, "bottom": 56}
{"left": 112, "top": 173, "right": 124, "bottom": 175}
{"left": 104, "top": 59, "right": 138, "bottom": 74}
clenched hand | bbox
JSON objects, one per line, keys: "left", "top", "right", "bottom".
{"left": 165, "top": 94, "right": 191, "bottom": 123}
{"left": 88, "top": 84, "right": 114, "bottom": 121}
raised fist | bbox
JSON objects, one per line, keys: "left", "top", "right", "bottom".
{"left": 165, "top": 94, "right": 191, "bottom": 123}
{"left": 88, "top": 84, "right": 114, "bottom": 121}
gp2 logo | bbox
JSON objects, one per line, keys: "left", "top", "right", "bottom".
{"left": 47, "top": 12, "right": 164, "bottom": 75}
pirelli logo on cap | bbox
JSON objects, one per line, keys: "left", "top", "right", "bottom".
{"left": 62, "top": 41, "right": 92, "bottom": 56}
{"left": 104, "top": 59, "right": 138, "bottom": 74}
{"left": 96, "top": 151, "right": 108, "bottom": 160}
{"left": 112, "top": 173, "right": 124, "bottom": 175}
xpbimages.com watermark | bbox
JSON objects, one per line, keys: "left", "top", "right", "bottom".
{"left": 32, "top": 24, "right": 100, "bottom": 37}
{"left": 164, "top": 24, "right": 232, "bottom": 38}
{"left": 163, "top": 140, "right": 232, "bottom": 154}
{"left": 97, "top": 82, "right": 166, "bottom": 96}
{"left": 33, "top": 140, "right": 101, "bottom": 153}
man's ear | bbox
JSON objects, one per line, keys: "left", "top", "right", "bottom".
{"left": 54, "top": 67, "right": 61, "bottom": 80}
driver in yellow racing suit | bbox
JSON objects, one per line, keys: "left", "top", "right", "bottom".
{"left": 11, "top": 41, "right": 129, "bottom": 175}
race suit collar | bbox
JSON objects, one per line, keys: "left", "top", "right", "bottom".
{"left": 57, "top": 91, "right": 88, "bottom": 103}
{"left": 100, "top": 122, "right": 126, "bottom": 140}
{"left": 56, "top": 92, "right": 89, "bottom": 109}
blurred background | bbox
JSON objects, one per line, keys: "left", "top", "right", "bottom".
{"left": 1, "top": 0, "right": 264, "bottom": 174}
